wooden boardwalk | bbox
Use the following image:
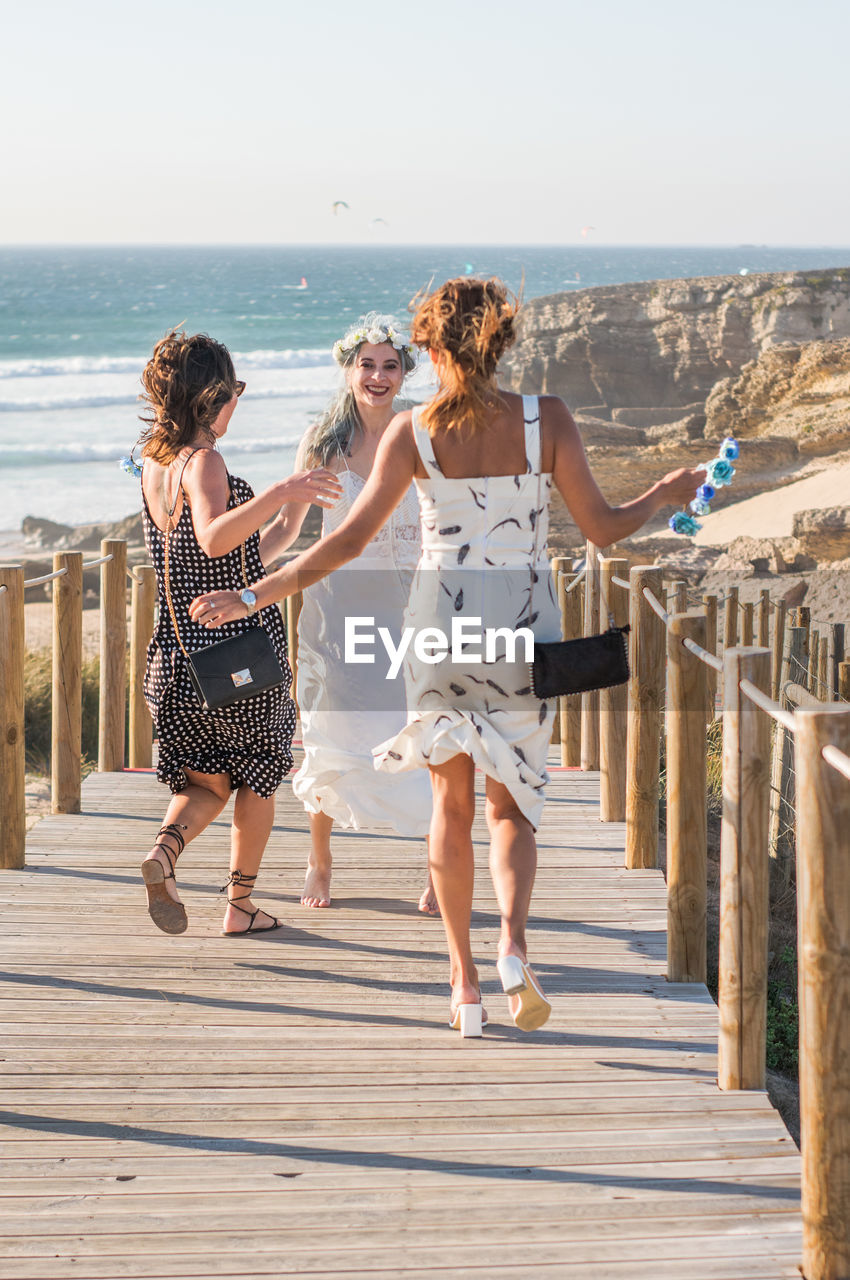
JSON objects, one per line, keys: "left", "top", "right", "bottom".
{"left": 0, "top": 753, "right": 802, "bottom": 1279}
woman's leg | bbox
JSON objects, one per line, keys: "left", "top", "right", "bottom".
{"left": 301, "top": 810, "right": 333, "bottom": 908}
{"left": 143, "top": 769, "right": 232, "bottom": 906}
{"left": 222, "top": 784, "right": 279, "bottom": 933}
{"left": 418, "top": 840, "right": 440, "bottom": 915}
{"left": 484, "top": 777, "right": 538, "bottom": 961}
{"left": 485, "top": 776, "right": 550, "bottom": 1027}
{"left": 428, "top": 754, "right": 478, "bottom": 1008}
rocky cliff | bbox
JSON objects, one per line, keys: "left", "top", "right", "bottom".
{"left": 502, "top": 267, "right": 850, "bottom": 411}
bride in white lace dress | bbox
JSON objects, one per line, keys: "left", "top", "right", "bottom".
{"left": 285, "top": 316, "right": 434, "bottom": 910}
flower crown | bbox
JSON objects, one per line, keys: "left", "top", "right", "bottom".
{"left": 332, "top": 312, "right": 414, "bottom": 365}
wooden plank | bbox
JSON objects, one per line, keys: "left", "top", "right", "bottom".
{"left": 3, "top": 762, "right": 800, "bottom": 1280}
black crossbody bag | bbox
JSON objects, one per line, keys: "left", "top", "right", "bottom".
{"left": 527, "top": 449, "right": 630, "bottom": 700}
{"left": 163, "top": 460, "right": 285, "bottom": 711}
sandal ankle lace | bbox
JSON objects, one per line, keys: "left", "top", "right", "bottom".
{"left": 219, "top": 869, "right": 259, "bottom": 918}
{"left": 153, "top": 823, "right": 187, "bottom": 880}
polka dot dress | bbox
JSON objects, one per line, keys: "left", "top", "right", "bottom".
{"left": 142, "top": 472, "right": 295, "bottom": 798}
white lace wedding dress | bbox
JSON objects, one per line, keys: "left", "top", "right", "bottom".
{"left": 292, "top": 462, "right": 433, "bottom": 835}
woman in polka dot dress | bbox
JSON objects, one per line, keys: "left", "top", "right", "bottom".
{"left": 137, "top": 329, "right": 342, "bottom": 936}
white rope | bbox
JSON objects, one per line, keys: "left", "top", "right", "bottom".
{"left": 559, "top": 564, "right": 587, "bottom": 593}
{"left": 0, "top": 583, "right": 6, "bottom": 596}
{"left": 127, "top": 565, "right": 154, "bottom": 584}
{"left": 82, "top": 554, "right": 114, "bottom": 569}
{"left": 784, "top": 681, "right": 823, "bottom": 711}
{"left": 739, "top": 678, "right": 796, "bottom": 732}
{"left": 24, "top": 567, "right": 69, "bottom": 588}
{"left": 611, "top": 575, "right": 630, "bottom": 591}
{"left": 642, "top": 586, "right": 669, "bottom": 625}
{"left": 822, "top": 744, "right": 850, "bottom": 784}
{"left": 682, "top": 637, "right": 723, "bottom": 672}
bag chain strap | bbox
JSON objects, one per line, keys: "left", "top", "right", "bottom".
{"left": 162, "top": 471, "right": 261, "bottom": 660}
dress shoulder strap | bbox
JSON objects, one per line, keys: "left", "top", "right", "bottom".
{"left": 167, "top": 446, "right": 207, "bottom": 520}
{"left": 521, "top": 395, "right": 541, "bottom": 474}
{"left": 410, "top": 406, "right": 444, "bottom": 478}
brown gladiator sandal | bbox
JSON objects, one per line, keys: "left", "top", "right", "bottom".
{"left": 141, "top": 823, "right": 188, "bottom": 935}
{"left": 220, "top": 869, "right": 281, "bottom": 937}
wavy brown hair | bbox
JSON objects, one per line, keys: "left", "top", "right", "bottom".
{"left": 138, "top": 329, "right": 238, "bottom": 464}
{"left": 411, "top": 277, "right": 519, "bottom": 435}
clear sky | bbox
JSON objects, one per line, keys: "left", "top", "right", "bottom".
{"left": 3, "top": 0, "right": 848, "bottom": 245}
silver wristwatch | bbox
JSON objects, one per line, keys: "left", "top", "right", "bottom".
{"left": 239, "top": 588, "right": 258, "bottom": 616}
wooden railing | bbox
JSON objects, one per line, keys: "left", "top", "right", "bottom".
{"left": 0, "top": 541, "right": 157, "bottom": 870}
{"left": 550, "top": 547, "right": 849, "bottom": 1280}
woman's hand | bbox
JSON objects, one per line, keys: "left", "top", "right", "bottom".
{"left": 276, "top": 467, "right": 343, "bottom": 509}
{"left": 189, "top": 591, "right": 247, "bottom": 628}
{"left": 655, "top": 466, "right": 707, "bottom": 509}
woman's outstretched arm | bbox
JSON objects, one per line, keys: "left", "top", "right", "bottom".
{"left": 189, "top": 411, "right": 418, "bottom": 625}
{"left": 180, "top": 449, "right": 342, "bottom": 559}
{"left": 545, "top": 396, "right": 704, "bottom": 545}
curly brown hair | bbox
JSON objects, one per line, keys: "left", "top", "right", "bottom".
{"left": 410, "top": 277, "right": 520, "bottom": 435}
{"left": 138, "top": 329, "right": 238, "bottom": 464}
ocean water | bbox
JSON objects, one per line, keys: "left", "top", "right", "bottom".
{"left": 1, "top": 244, "right": 848, "bottom": 533}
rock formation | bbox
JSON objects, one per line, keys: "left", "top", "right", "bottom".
{"left": 502, "top": 267, "right": 850, "bottom": 411}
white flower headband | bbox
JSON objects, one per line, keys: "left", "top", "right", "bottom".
{"left": 332, "top": 312, "right": 414, "bottom": 365}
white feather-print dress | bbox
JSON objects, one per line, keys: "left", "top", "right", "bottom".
{"left": 373, "top": 396, "right": 560, "bottom": 830}
{"left": 292, "top": 464, "right": 432, "bottom": 836}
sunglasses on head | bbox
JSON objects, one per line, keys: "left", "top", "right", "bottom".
{"left": 234, "top": 380, "right": 246, "bottom": 397}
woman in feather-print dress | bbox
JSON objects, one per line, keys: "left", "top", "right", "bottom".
{"left": 190, "top": 279, "right": 704, "bottom": 1032}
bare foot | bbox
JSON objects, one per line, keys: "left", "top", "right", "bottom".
{"left": 222, "top": 896, "right": 280, "bottom": 935}
{"left": 418, "top": 875, "right": 440, "bottom": 916}
{"left": 301, "top": 856, "right": 331, "bottom": 908}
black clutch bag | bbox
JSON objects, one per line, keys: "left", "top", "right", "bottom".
{"left": 163, "top": 483, "right": 284, "bottom": 712}
{"left": 185, "top": 626, "right": 284, "bottom": 710}
{"left": 530, "top": 625, "right": 630, "bottom": 699}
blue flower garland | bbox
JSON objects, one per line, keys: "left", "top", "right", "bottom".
{"left": 669, "top": 437, "right": 739, "bottom": 535}
{"left": 119, "top": 453, "right": 143, "bottom": 478}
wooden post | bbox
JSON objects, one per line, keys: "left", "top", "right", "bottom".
{"left": 826, "top": 623, "right": 844, "bottom": 701}
{"left": 666, "top": 611, "right": 708, "bottom": 983}
{"left": 768, "top": 625, "right": 806, "bottom": 881}
{"left": 0, "top": 565, "right": 26, "bottom": 869}
{"left": 796, "top": 704, "right": 850, "bottom": 1280}
{"left": 51, "top": 552, "right": 83, "bottom": 814}
{"left": 717, "top": 647, "right": 772, "bottom": 1090}
{"left": 771, "top": 598, "right": 787, "bottom": 702}
{"left": 558, "top": 570, "right": 583, "bottom": 767}
{"left": 668, "top": 580, "right": 688, "bottom": 615}
{"left": 757, "top": 588, "right": 771, "bottom": 649}
{"left": 599, "top": 557, "right": 629, "bottom": 822}
{"left": 703, "top": 592, "right": 719, "bottom": 721}
{"left": 817, "top": 631, "right": 828, "bottom": 703}
{"left": 794, "top": 606, "right": 811, "bottom": 689}
{"left": 128, "top": 566, "right": 156, "bottom": 769}
{"left": 840, "top": 662, "right": 850, "bottom": 703}
{"left": 741, "top": 600, "right": 754, "bottom": 646}
{"left": 809, "top": 630, "right": 821, "bottom": 697}
{"left": 98, "top": 539, "right": 127, "bottom": 772}
{"left": 581, "top": 542, "right": 603, "bottom": 771}
{"left": 549, "top": 558, "right": 568, "bottom": 745}
{"left": 625, "top": 566, "right": 665, "bottom": 870}
{"left": 723, "top": 586, "right": 739, "bottom": 654}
